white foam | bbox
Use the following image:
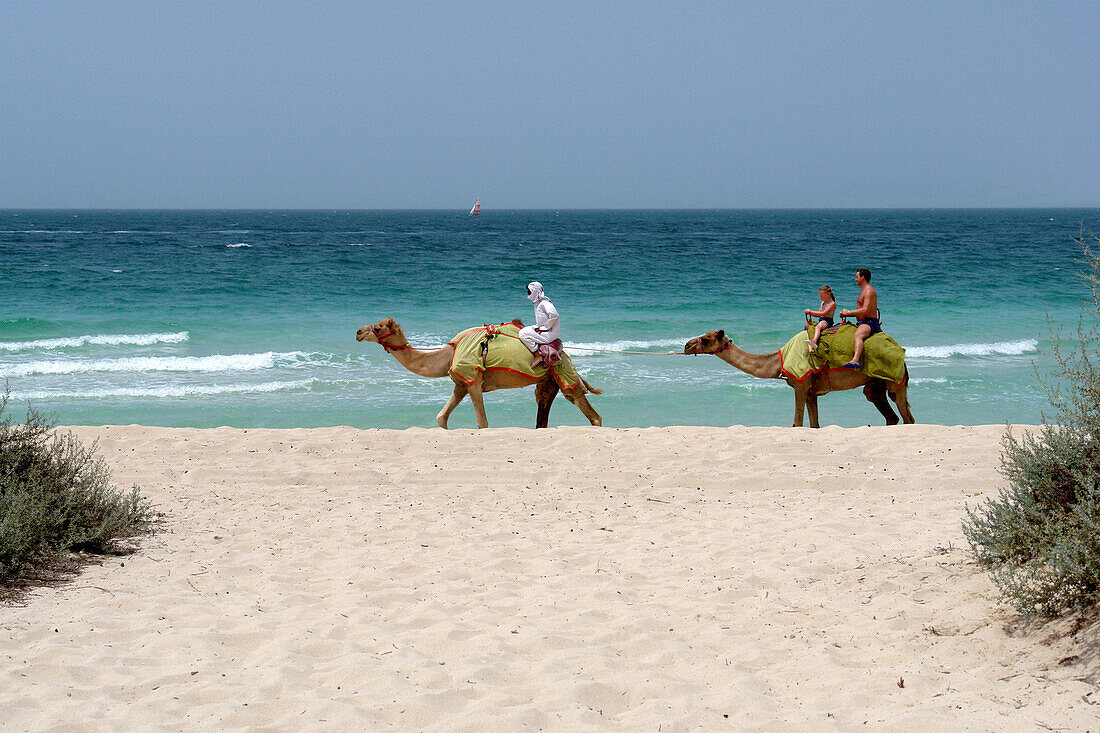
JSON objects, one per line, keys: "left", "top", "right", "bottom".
{"left": 733, "top": 380, "right": 786, "bottom": 390}
{"left": 11, "top": 379, "right": 314, "bottom": 400}
{"left": 0, "top": 350, "right": 306, "bottom": 378}
{"left": 0, "top": 331, "right": 190, "bottom": 351}
{"left": 907, "top": 339, "right": 1038, "bottom": 358}
{"left": 226, "top": 243, "right": 251, "bottom": 248}
{"left": 567, "top": 337, "right": 692, "bottom": 353}
{"left": 910, "top": 377, "right": 948, "bottom": 384}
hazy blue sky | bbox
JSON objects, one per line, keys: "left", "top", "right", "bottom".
{"left": 1, "top": 1, "right": 1096, "bottom": 208}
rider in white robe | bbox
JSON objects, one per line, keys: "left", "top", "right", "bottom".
{"left": 518, "top": 282, "right": 560, "bottom": 353}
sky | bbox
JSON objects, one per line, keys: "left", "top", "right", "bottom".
{"left": 1, "top": 1, "right": 1097, "bottom": 209}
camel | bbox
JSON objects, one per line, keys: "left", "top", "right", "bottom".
{"left": 356, "top": 318, "right": 602, "bottom": 429}
{"left": 683, "top": 329, "right": 915, "bottom": 428}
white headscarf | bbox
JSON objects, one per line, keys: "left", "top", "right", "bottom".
{"left": 526, "top": 281, "right": 546, "bottom": 303}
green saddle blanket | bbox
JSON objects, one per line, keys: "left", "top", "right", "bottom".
{"left": 448, "top": 323, "right": 584, "bottom": 390}
{"left": 778, "top": 322, "right": 907, "bottom": 385}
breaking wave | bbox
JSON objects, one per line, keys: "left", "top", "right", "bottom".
{"left": 907, "top": 339, "right": 1038, "bottom": 359}
{"left": 0, "top": 351, "right": 307, "bottom": 378}
{"left": 0, "top": 331, "right": 190, "bottom": 351}
{"left": 11, "top": 379, "right": 315, "bottom": 400}
{"left": 567, "top": 337, "right": 691, "bottom": 354}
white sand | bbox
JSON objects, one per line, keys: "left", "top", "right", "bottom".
{"left": 2, "top": 424, "right": 1097, "bottom": 730}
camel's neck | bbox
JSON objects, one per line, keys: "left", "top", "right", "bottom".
{"left": 383, "top": 339, "right": 454, "bottom": 378}
{"left": 716, "top": 343, "right": 782, "bottom": 379}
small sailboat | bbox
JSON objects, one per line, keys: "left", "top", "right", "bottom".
{"left": 469, "top": 197, "right": 481, "bottom": 216}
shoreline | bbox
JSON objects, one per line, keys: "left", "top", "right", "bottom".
{"left": 54, "top": 420, "right": 1038, "bottom": 432}
{"left": 4, "top": 424, "right": 1095, "bottom": 729}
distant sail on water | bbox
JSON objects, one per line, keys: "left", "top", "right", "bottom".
{"left": 469, "top": 197, "right": 480, "bottom": 216}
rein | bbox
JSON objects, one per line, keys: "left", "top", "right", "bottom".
{"left": 370, "top": 325, "right": 446, "bottom": 352}
{"left": 681, "top": 337, "right": 731, "bottom": 356}
{"left": 371, "top": 326, "right": 414, "bottom": 352}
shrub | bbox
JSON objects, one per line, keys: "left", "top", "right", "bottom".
{"left": 0, "top": 390, "right": 152, "bottom": 584}
{"left": 963, "top": 228, "right": 1100, "bottom": 615}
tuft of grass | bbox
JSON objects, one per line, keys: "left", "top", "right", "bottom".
{"left": 963, "top": 228, "right": 1100, "bottom": 615}
{"left": 0, "top": 390, "right": 152, "bottom": 585}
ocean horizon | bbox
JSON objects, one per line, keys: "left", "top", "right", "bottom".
{"left": 3, "top": 207, "right": 1097, "bottom": 429}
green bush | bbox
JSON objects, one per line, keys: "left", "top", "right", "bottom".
{"left": 0, "top": 390, "right": 152, "bottom": 584}
{"left": 963, "top": 229, "right": 1100, "bottom": 615}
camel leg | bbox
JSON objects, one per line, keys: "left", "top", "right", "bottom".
{"left": 889, "top": 381, "right": 916, "bottom": 424}
{"left": 534, "top": 376, "right": 560, "bottom": 429}
{"left": 806, "top": 393, "right": 820, "bottom": 429}
{"left": 567, "top": 391, "right": 602, "bottom": 426}
{"left": 863, "top": 381, "right": 899, "bottom": 425}
{"left": 793, "top": 389, "right": 806, "bottom": 427}
{"left": 467, "top": 381, "right": 489, "bottom": 429}
{"left": 436, "top": 382, "right": 469, "bottom": 429}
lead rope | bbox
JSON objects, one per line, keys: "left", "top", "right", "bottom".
{"left": 374, "top": 325, "right": 690, "bottom": 356}
{"left": 568, "top": 346, "right": 688, "bottom": 356}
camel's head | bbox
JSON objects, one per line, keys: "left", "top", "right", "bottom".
{"left": 684, "top": 330, "right": 729, "bottom": 355}
{"left": 356, "top": 317, "right": 401, "bottom": 343}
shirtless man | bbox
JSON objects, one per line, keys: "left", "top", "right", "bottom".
{"left": 838, "top": 268, "right": 879, "bottom": 368}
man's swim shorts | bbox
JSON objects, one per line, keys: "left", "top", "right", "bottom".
{"left": 857, "top": 317, "right": 882, "bottom": 334}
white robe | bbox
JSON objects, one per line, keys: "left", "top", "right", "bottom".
{"left": 519, "top": 283, "right": 560, "bottom": 351}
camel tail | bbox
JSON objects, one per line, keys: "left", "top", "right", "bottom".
{"left": 581, "top": 378, "right": 603, "bottom": 395}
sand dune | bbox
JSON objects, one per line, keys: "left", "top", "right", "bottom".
{"left": 2, "top": 425, "right": 1097, "bottom": 730}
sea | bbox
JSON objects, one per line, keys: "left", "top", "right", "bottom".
{"left": 2, "top": 209, "right": 1097, "bottom": 429}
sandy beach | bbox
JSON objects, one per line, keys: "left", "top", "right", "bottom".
{"left": 2, "top": 424, "right": 1097, "bottom": 730}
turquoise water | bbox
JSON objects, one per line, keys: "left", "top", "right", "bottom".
{"left": 1, "top": 209, "right": 1096, "bottom": 428}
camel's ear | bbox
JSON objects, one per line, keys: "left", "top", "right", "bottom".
{"left": 383, "top": 317, "right": 396, "bottom": 328}
{"left": 716, "top": 330, "right": 725, "bottom": 341}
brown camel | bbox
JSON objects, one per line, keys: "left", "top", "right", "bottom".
{"left": 356, "top": 318, "right": 602, "bottom": 429}
{"left": 683, "top": 329, "right": 915, "bottom": 428}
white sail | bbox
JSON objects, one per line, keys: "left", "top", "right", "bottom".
{"left": 469, "top": 197, "right": 480, "bottom": 215}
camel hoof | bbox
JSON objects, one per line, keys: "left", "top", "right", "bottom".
{"left": 435, "top": 415, "right": 448, "bottom": 429}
